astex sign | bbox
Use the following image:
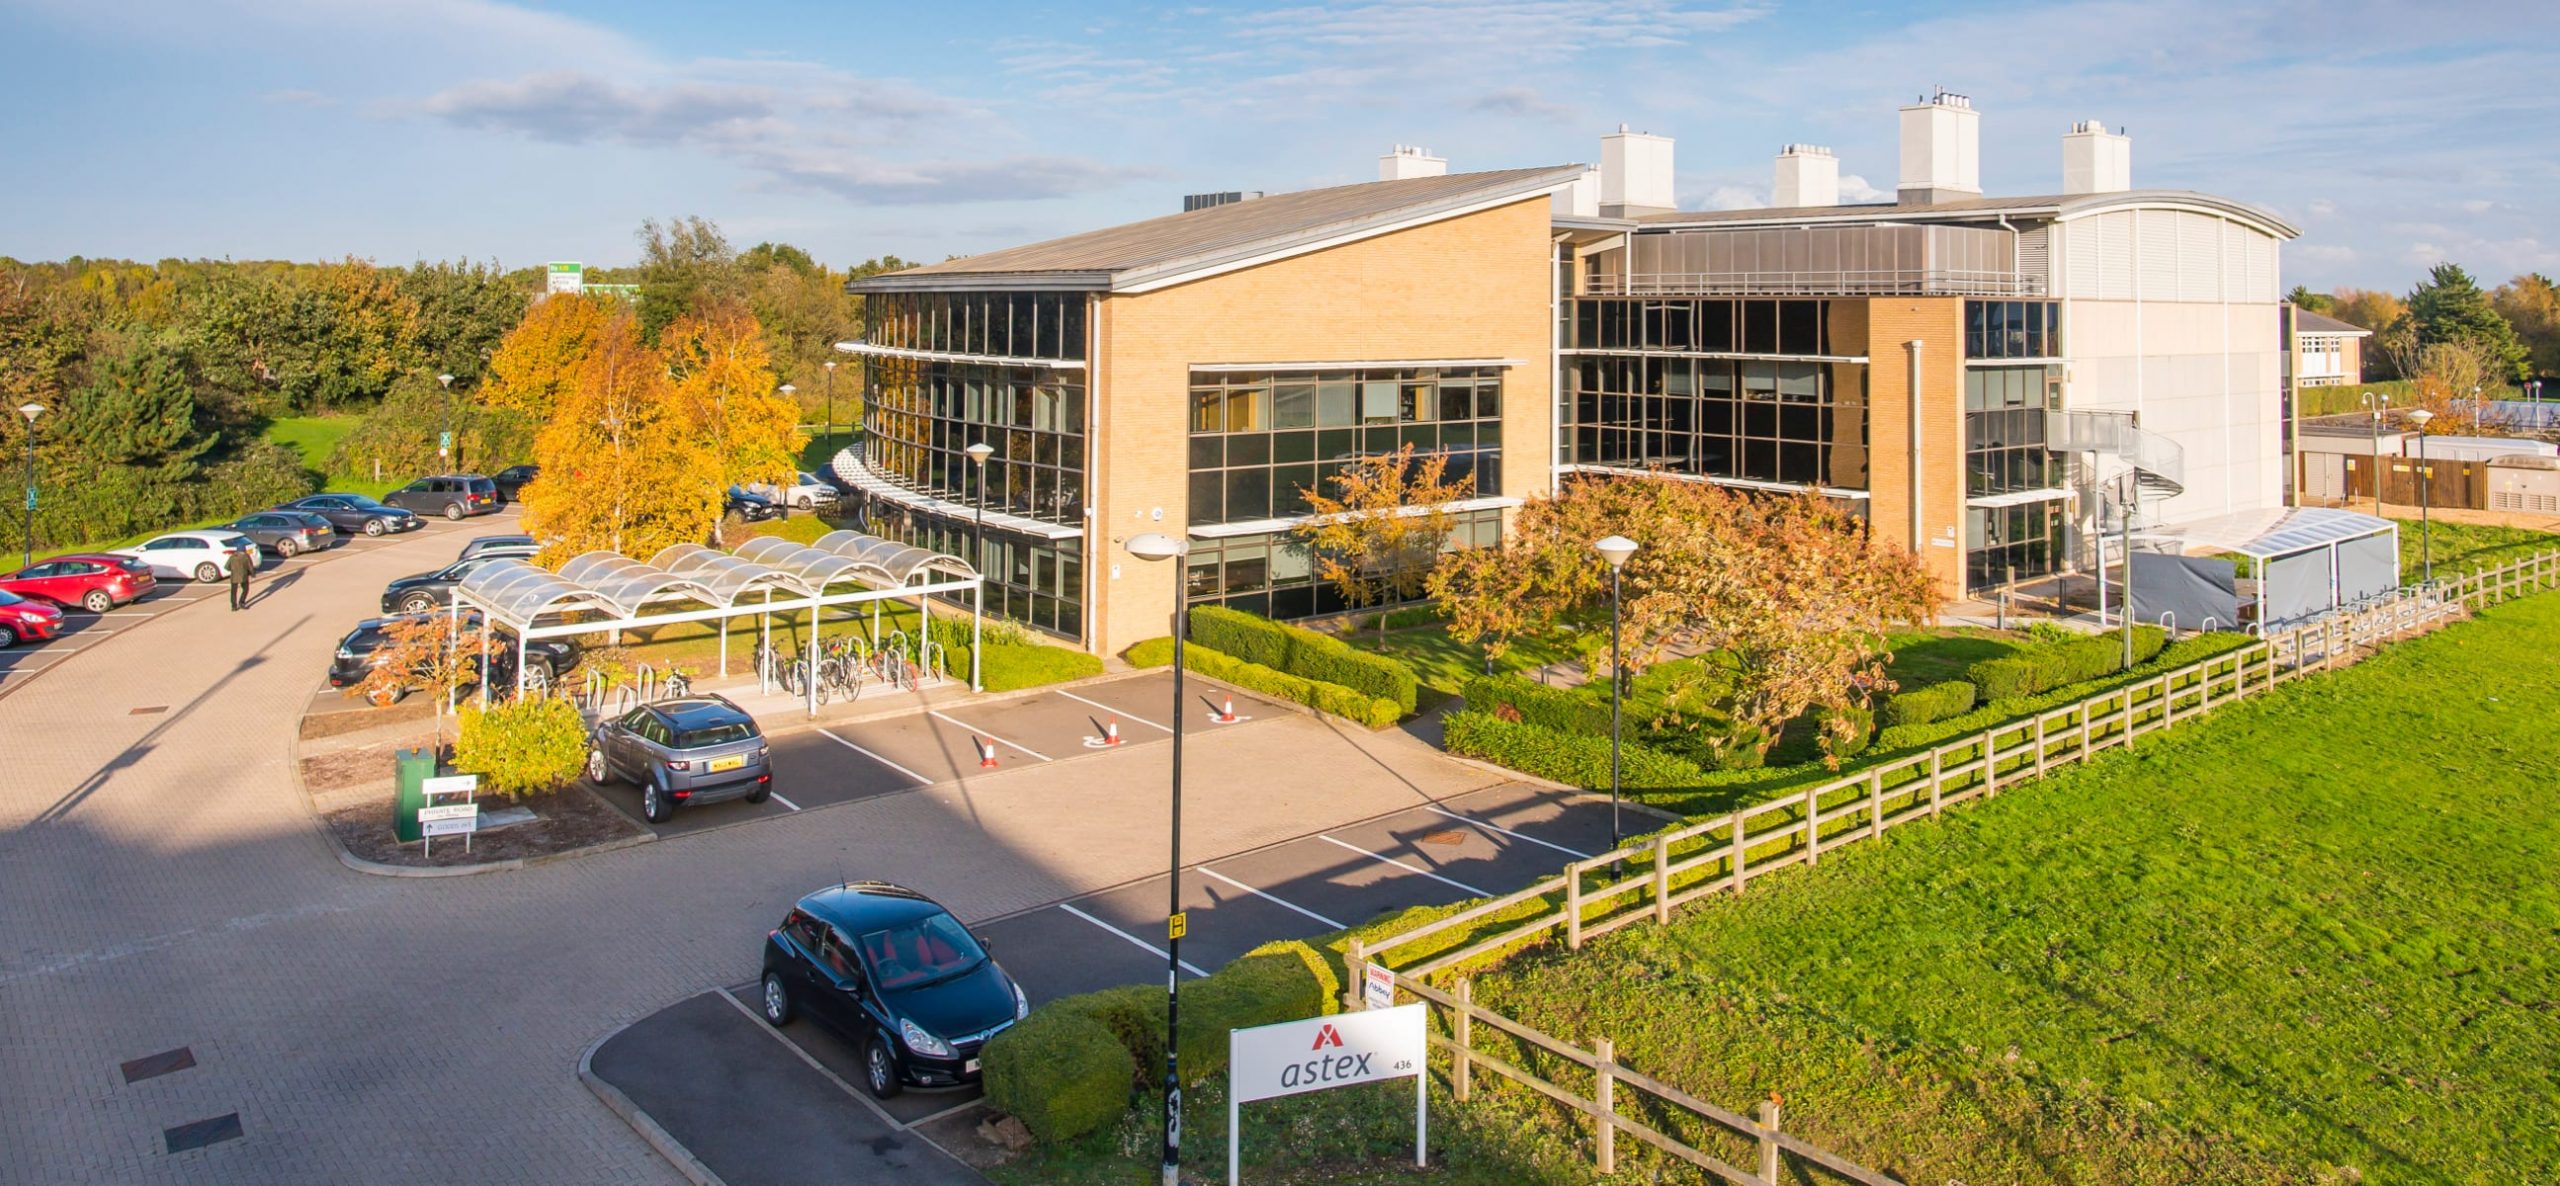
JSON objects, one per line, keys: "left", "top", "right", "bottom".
{"left": 1227, "top": 1004, "right": 1426, "bottom": 1182}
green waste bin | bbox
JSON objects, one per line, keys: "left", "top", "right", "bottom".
{"left": 393, "top": 747, "right": 436, "bottom": 842}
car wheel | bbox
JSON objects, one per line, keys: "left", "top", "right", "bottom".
{"left": 642, "top": 778, "right": 673, "bottom": 824}
{"left": 82, "top": 590, "right": 114, "bottom": 614}
{"left": 585, "top": 748, "right": 613, "bottom": 786}
{"left": 195, "top": 562, "right": 221, "bottom": 583}
{"left": 761, "top": 973, "right": 794, "bottom": 1026}
{"left": 400, "top": 592, "right": 435, "bottom": 614}
{"left": 746, "top": 780, "right": 772, "bottom": 805}
{"left": 792, "top": 495, "right": 813, "bottom": 510}
{"left": 275, "top": 538, "right": 298, "bottom": 559}
{"left": 363, "top": 518, "right": 386, "bottom": 537}
{"left": 444, "top": 503, "right": 466, "bottom": 521}
{"left": 863, "top": 1034, "right": 903, "bottom": 1100}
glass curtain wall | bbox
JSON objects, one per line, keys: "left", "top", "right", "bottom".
{"left": 1186, "top": 366, "right": 1503, "bottom": 526}
{"left": 1568, "top": 297, "right": 1832, "bottom": 354}
{"left": 862, "top": 291, "right": 1088, "bottom": 361}
{"left": 1564, "top": 356, "right": 1868, "bottom": 488}
{"left": 864, "top": 357, "right": 1084, "bottom": 524}
{"left": 1184, "top": 509, "right": 1502, "bottom": 620}
{"left": 855, "top": 501, "right": 1083, "bottom": 640}
{"left": 1962, "top": 363, "right": 2066, "bottom": 591}
{"left": 1963, "top": 300, "right": 2061, "bottom": 359}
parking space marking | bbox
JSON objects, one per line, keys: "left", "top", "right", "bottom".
{"left": 769, "top": 792, "right": 802, "bottom": 812}
{"left": 926, "top": 710, "right": 1053, "bottom": 762}
{"left": 1423, "top": 804, "right": 1593, "bottom": 859}
{"left": 1055, "top": 904, "right": 1207, "bottom": 977}
{"left": 1315, "top": 834, "right": 1495, "bottom": 897}
{"left": 1052, "top": 689, "right": 1172, "bottom": 733}
{"left": 715, "top": 989, "right": 903, "bottom": 1128}
{"left": 816, "top": 728, "right": 931, "bottom": 785}
{"left": 1195, "top": 866, "right": 1347, "bottom": 930}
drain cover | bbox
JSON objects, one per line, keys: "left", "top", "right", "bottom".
{"left": 163, "top": 1113, "right": 242, "bottom": 1153}
{"left": 1419, "top": 829, "right": 1468, "bottom": 847}
{"left": 120, "top": 1047, "right": 196, "bottom": 1084}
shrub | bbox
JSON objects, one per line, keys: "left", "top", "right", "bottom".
{"left": 1188, "top": 606, "right": 1419, "bottom": 714}
{"left": 1124, "top": 637, "right": 1173, "bottom": 668}
{"left": 1967, "top": 626, "right": 2170, "bottom": 701}
{"left": 192, "top": 440, "right": 319, "bottom": 519}
{"left": 980, "top": 1009, "right": 1130, "bottom": 1143}
{"left": 1817, "top": 703, "right": 1874, "bottom": 761}
{"left": 1050, "top": 984, "right": 1164, "bottom": 1087}
{"left": 1882, "top": 680, "right": 1977, "bottom": 728}
{"left": 955, "top": 641, "right": 1103, "bottom": 692}
{"left": 1125, "top": 639, "right": 1402, "bottom": 728}
{"left": 453, "top": 697, "right": 588, "bottom": 797}
{"left": 1176, "top": 940, "right": 1340, "bottom": 1084}
{"left": 1462, "top": 674, "right": 1608, "bottom": 734}
{"left": 1878, "top": 631, "right": 2255, "bottom": 752}
{"left": 1443, "top": 710, "right": 1703, "bottom": 791}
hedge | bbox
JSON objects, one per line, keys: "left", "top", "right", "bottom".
{"left": 1967, "top": 625, "right": 2167, "bottom": 700}
{"left": 952, "top": 641, "right": 1104, "bottom": 692}
{"left": 1461, "top": 673, "right": 1609, "bottom": 734}
{"left": 980, "top": 1008, "right": 1131, "bottom": 1143}
{"left": 1881, "top": 680, "right": 1976, "bottom": 728}
{"left": 1443, "top": 709, "right": 1703, "bottom": 791}
{"left": 1174, "top": 940, "right": 1340, "bottom": 1084}
{"left": 1187, "top": 606, "right": 1420, "bottom": 715}
{"left": 1119, "top": 638, "right": 1401, "bottom": 728}
{"left": 1879, "top": 630, "right": 2251, "bottom": 751}
{"left": 454, "top": 697, "right": 588, "bottom": 798}
{"left": 1816, "top": 703, "right": 1874, "bottom": 761}
{"left": 1048, "top": 983, "right": 1162, "bottom": 1086}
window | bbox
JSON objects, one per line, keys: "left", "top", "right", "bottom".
{"left": 818, "top": 930, "right": 862, "bottom": 981}
{"left": 1966, "top": 501, "right": 2065, "bottom": 592}
{"left": 1182, "top": 509, "right": 1505, "bottom": 619}
{"left": 858, "top": 912, "right": 986, "bottom": 990}
{"left": 1563, "top": 356, "right": 1867, "bottom": 489}
{"left": 858, "top": 291, "right": 1089, "bottom": 361}
{"left": 863, "top": 356, "right": 1085, "bottom": 526}
{"left": 1562, "top": 298, "right": 1827, "bottom": 356}
{"left": 1964, "top": 300, "right": 2061, "bottom": 359}
{"left": 784, "top": 911, "right": 827, "bottom": 956}
{"left": 1188, "top": 367, "right": 1504, "bottom": 528}
{"left": 1963, "top": 366, "right": 2062, "bottom": 497}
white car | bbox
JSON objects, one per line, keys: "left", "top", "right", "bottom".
{"left": 113, "top": 531, "right": 259, "bottom": 584}
{"left": 775, "top": 471, "right": 841, "bottom": 510}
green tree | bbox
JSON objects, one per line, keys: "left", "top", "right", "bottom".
{"left": 2404, "top": 263, "right": 2529, "bottom": 383}
{"left": 634, "top": 216, "right": 743, "bottom": 343}
{"left": 2491, "top": 273, "right": 2560, "bottom": 378}
{"left": 397, "top": 260, "right": 531, "bottom": 385}
{"left": 2287, "top": 285, "right": 2333, "bottom": 313}
{"left": 1291, "top": 443, "right": 1473, "bottom": 636}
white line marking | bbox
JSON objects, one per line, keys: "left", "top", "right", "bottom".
{"left": 816, "top": 728, "right": 931, "bottom": 785}
{"left": 716, "top": 989, "right": 903, "bottom": 1128}
{"left": 906, "top": 1096, "right": 989, "bottom": 1129}
{"left": 928, "top": 710, "right": 1053, "bottom": 761}
{"left": 1055, "top": 904, "right": 1207, "bottom": 977}
{"left": 1054, "top": 688, "right": 1171, "bottom": 733}
{"left": 768, "top": 792, "right": 802, "bottom": 812}
{"left": 1423, "top": 804, "right": 1592, "bottom": 858}
{"left": 1196, "top": 866, "right": 1347, "bottom": 930}
{"left": 1316, "top": 834, "right": 1494, "bottom": 896}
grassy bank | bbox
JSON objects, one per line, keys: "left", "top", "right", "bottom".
{"left": 2394, "top": 516, "right": 2554, "bottom": 581}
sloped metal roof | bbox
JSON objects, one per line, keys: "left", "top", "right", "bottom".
{"left": 2176, "top": 506, "right": 2396, "bottom": 560}
{"left": 1630, "top": 189, "right": 2298, "bottom": 239}
{"left": 2293, "top": 309, "right": 2373, "bottom": 336}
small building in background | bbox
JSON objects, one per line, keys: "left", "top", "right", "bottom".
{"left": 2290, "top": 308, "right": 2370, "bottom": 388}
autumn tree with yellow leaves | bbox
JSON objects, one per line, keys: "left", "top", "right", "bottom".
{"left": 519, "top": 311, "right": 722, "bottom": 563}
{"left": 479, "top": 293, "right": 605, "bottom": 419}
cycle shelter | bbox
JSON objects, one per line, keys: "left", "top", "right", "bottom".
{"left": 452, "top": 530, "right": 985, "bottom": 717}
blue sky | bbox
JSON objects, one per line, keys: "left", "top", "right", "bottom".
{"left": 5, "top": 0, "right": 2555, "bottom": 294}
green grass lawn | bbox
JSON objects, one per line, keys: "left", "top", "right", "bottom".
{"left": 2393, "top": 516, "right": 2555, "bottom": 582}
{"left": 266, "top": 414, "right": 358, "bottom": 471}
{"left": 1340, "top": 617, "right": 1589, "bottom": 702}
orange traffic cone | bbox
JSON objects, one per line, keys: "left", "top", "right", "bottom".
{"left": 977, "top": 738, "right": 1000, "bottom": 768}
{"left": 1104, "top": 717, "right": 1123, "bottom": 746}
{"left": 1216, "top": 696, "right": 1239, "bottom": 723}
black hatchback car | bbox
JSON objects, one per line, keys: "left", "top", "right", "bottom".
{"left": 724, "top": 485, "right": 783, "bottom": 523}
{"left": 327, "top": 612, "right": 577, "bottom": 699}
{"left": 277, "top": 493, "right": 422, "bottom": 537}
{"left": 384, "top": 474, "right": 501, "bottom": 520}
{"left": 759, "top": 883, "right": 1028, "bottom": 1098}
{"left": 490, "top": 464, "right": 540, "bottom": 502}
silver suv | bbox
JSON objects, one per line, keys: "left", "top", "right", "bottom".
{"left": 586, "top": 696, "right": 773, "bottom": 823}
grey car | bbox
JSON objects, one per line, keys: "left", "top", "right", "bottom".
{"left": 586, "top": 696, "right": 773, "bottom": 823}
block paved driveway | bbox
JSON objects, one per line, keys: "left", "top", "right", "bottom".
{"left": 0, "top": 510, "right": 1599, "bottom": 1184}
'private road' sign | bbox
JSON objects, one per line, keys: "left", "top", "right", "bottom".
{"left": 1228, "top": 1005, "right": 1427, "bottom": 1183}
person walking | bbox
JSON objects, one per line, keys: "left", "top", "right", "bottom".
{"left": 226, "top": 544, "right": 253, "bottom": 611}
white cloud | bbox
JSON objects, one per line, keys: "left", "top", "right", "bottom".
{"left": 1838, "top": 172, "right": 1890, "bottom": 203}
{"left": 420, "top": 72, "right": 774, "bottom": 145}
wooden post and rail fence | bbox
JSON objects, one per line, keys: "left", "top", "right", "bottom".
{"left": 1333, "top": 548, "right": 2560, "bottom": 1185}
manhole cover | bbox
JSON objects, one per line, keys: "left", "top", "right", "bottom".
{"left": 120, "top": 1046, "right": 195, "bottom": 1084}
{"left": 1419, "top": 829, "right": 1468, "bottom": 847}
{"left": 130, "top": 705, "right": 169, "bottom": 716}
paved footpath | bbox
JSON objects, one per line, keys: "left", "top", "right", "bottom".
{"left": 0, "top": 516, "right": 1559, "bottom": 1184}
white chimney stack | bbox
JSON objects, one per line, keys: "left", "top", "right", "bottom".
{"left": 1897, "top": 89, "right": 1981, "bottom": 205}
{"left": 1552, "top": 166, "right": 1602, "bottom": 219}
{"left": 1599, "top": 124, "right": 1676, "bottom": 217}
{"left": 2062, "top": 120, "right": 2131, "bottom": 195}
{"left": 1378, "top": 144, "right": 1447, "bottom": 181}
{"left": 1773, "top": 144, "right": 1839, "bottom": 208}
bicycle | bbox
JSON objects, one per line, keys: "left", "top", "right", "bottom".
{"left": 662, "top": 667, "right": 692, "bottom": 699}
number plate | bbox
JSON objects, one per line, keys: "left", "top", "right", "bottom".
{"left": 708, "top": 755, "right": 746, "bottom": 773}
{"left": 964, "top": 1058, "right": 981, "bottom": 1075}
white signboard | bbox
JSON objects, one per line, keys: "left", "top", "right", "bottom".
{"left": 1228, "top": 1005, "right": 1427, "bottom": 1182}
{"left": 422, "top": 774, "right": 480, "bottom": 796}
{"left": 545, "top": 262, "right": 584, "bottom": 295}
{"left": 417, "top": 804, "right": 479, "bottom": 824}
{"left": 1363, "top": 963, "right": 1396, "bottom": 1012}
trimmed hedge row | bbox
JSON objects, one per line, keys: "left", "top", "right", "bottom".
{"left": 1443, "top": 709, "right": 1704, "bottom": 791}
{"left": 1881, "top": 680, "right": 1977, "bottom": 728}
{"left": 983, "top": 939, "right": 1340, "bottom": 1144}
{"left": 1461, "top": 673, "right": 1610, "bottom": 734}
{"left": 1878, "top": 630, "right": 2251, "bottom": 751}
{"left": 1188, "top": 606, "right": 1420, "bottom": 715}
{"left": 1122, "top": 638, "right": 1402, "bottom": 729}
{"left": 1966, "top": 626, "right": 2167, "bottom": 700}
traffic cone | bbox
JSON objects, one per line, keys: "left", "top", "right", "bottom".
{"left": 977, "top": 738, "right": 1000, "bottom": 768}
{"left": 1216, "top": 696, "right": 1239, "bottom": 723}
{"left": 1104, "top": 717, "right": 1122, "bottom": 746}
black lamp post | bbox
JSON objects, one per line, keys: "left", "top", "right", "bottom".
{"left": 823, "top": 358, "right": 838, "bottom": 447}
{"left": 2408, "top": 409, "right": 2435, "bottom": 584}
{"left": 1593, "top": 534, "right": 1638, "bottom": 872}
{"left": 966, "top": 442, "right": 993, "bottom": 691}
{"left": 1125, "top": 531, "right": 1188, "bottom": 1186}
{"left": 17, "top": 402, "right": 43, "bottom": 568}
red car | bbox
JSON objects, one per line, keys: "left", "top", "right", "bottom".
{"left": 0, "top": 553, "right": 158, "bottom": 613}
{"left": 0, "top": 589, "right": 64, "bottom": 645}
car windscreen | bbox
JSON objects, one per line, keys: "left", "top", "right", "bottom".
{"left": 858, "top": 913, "right": 987, "bottom": 991}
{"left": 672, "top": 720, "right": 755, "bottom": 748}
{"left": 0, "top": 589, "right": 25, "bottom": 606}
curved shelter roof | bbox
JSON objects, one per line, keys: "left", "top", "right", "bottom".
{"left": 733, "top": 535, "right": 879, "bottom": 588}
{"left": 458, "top": 560, "right": 615, "bottom": 623}
{"left": 456, "top": 535, "right": 981, "bottom": 631}
{"left": 648, "top": 543, "right": 816, "bottom": 604}
{"left": 557, "top": 551, "right": 726, "bottom": 617}
{"left": 813, "top": 530, "right": 978, "bottom": 584}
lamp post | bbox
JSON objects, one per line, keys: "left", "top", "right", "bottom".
{"left": 17, "top": 402, "right": 43, "bottom": 568}
{"left": 1124, "top": 531, "right": 1188, "bottom": 1186}
{"left": 1593, "top": 534, "right": 1638, "bottom": 873}
{"left": 965, "top": 442, "right": 993, "bottom": 692}
{"left": 2471, "top": 384, "right": 2482, "bottom": 434}
{"left": 2361, "top": 391, "right": 2389, "bottom": 515}
{"left": 436, "top": 373, "right": 455, "bottom": 465}
{"left": 2408, "top": 409, "right": 2434, "bottom": 585}
{"left": 823, "top": 359, "right": 838, "bottom": 448}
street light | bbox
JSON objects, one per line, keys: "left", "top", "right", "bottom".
{"left": 436, "top": 373, "right": 455, "bottom": 465}
{"left": 2408, "top": 409, "right": 2435, "bottom": 585}
{"left": 2361, "top": 391, "right": 2389, "bottom": 516}
{"left": 17, "top": 402, "right": 43, "bottom": 568}
{"left": 1593, "top": 534, "right": 1638, "bottom": 873}
{"left": 965, "top": 442, "right": 993, "bottom": 692}
{"left": 1124, "top": 531, "right": 1188, "bottom": 1186}
{"left": 823, "top": 359, "right": 839, "bottom": 448}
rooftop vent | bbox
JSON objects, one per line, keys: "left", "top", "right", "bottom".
{"left": 1378, "top": 144, "right": 1447, "bottom": 181}
{"left": 1898, "top": 88, "right": 1981, "bottom": 205}
{"left": 2062, "top": 119, "right": 2132, "bottom": 195}
{"left": 1774, "top": 143, "right": 1839, "bottom": 208}
{"left": 1182, "top": 190, "right": 1265, "bottom": 212}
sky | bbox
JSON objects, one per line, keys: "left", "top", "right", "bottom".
{"left": 4, "top": 0, "right": 2556, "bottom": 294}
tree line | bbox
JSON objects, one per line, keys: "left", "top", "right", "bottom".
{"left": 2292, "top": 264, "right": 2558, "bottom": 418}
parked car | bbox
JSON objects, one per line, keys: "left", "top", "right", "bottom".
{"left": 220, "top": 511, "right": 335, "bottom": 559}
{"left": 457, "top": 533, "right": 538, "bottom": 561}
{"left": 110, "top": 531, "right": 258, "bottom": 583}
{"left": 779, "top": 471, "right": 842, "bottom": 510}
{"left": 757, "top": 882, "right": 1028, "bottom": 1098}
{"left": 380, "top": 546, "right": 540, "bottom": 614}
{"left": 0, "top": 553, "right": 156, "bottom": 612}
{"left": 383, "top": 474, "right": 501, "bottom": 520}
{"left": 326, "top": 612, "right": 577, "bottom": 699}
{"left": 490, "top": 464, "right": 540, "bottom": 502}
{"left": 0, "top": 589, "right": 66, "bottom": 646}
{"left": 724, "top": 485, "right": 783, "bottom": 523}
{"left": 585, "top": 696, "right": 772, "bottom": 823}
{"left": 277, "top": 494, "right": 422, "bottom": 537}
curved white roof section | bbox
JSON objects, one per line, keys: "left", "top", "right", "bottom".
{"left": 457, "top": 535, "right": 983, "bottom": 629}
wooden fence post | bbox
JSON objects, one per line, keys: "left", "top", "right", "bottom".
{"left": 1982, "top": 728, "right": 2001, "bottom": 798}
{"left": 1928, "top": 749, "right": 1944, "bottom": 816}
{"left": 1593, "top": 1036, "right": 1616, "bottom": 1175}
{"left": 1344, "top": 938, "right": 1368, "bottom": 1012}
{"left": 2033, "top": 714, "right": 2050, "bottom": 776}
{"left": 1453, "top": 978, "right": 1473, "bottom": 1103}
{"left": 1756, "top": 1098, "right": 1782, "bottom": 1183}
{"left": 1565, "top": 861, "right": 1584, "bottom": 951}
{"left": 1652, "top": 834, "right": 1672, "bottom": 925}
{"left": 1730, "top": 814, "right": 1748, "bottom": 892}
{"left": 2121, "top": 687, "right": 2136, "bottom": 750}
{"left": 1803, "top": 785, "right": 1823, "bottom": 862}
{"left": 1867, "top": 769, "right": 1885, "bottom": 840}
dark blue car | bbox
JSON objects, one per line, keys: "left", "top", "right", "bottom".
{"left": 759, "top": 882, "right": 1028, "bottom": 1098}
